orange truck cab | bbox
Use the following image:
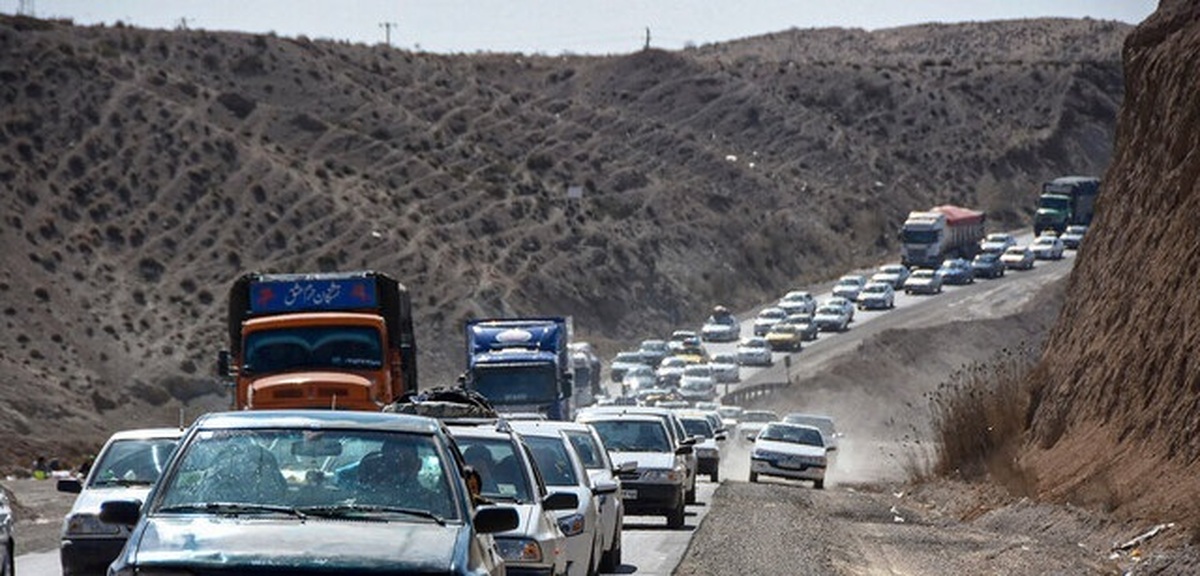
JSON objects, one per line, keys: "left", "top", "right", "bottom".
{"left": 217, "top": 271, "right": 417, "bottom": 411}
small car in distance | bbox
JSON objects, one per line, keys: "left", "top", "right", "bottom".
{"left": 904, "top": 269, "right": 943, "bottom": 295}
{"left": 1001, "top": 246, "right": 1036, "bottom": 270}
{"left": 678, "top": 365, "right": 718, "bottom": 403}
{"left": 813, "top": 304, "right": 850, "bottom": 332}
{"left": 749, "top": 422, "right": 832, "bottom": 489}
{"left": 700, "top": 306, "right": 740, "bottom": 343}
{"left": 765, "top": 323, "right": 805, "bottom": 352}
{"left": 655, "top": 356, "right": 689, "bottom": 388}
{"left": 1060, "top": 225, "right": 1087, "bottom": 249}
{"left": 621, "top": 365, "right": 658, "bottom": 397}
{"left": 831, "top": 275, "right": 868, "bottom": 302}
{"left": 856, "top": 282, "right": 895, "bottom": 310}
{"left": 752, "top": 307, "right": 788, "bottom": 336}
{"left": 58, "top": 427, "right": 185, "bottom": 576}
{"left": 736, "top": 337, "right": 774, "bottom": 366}
{"left": 637, "top": 339, "right": 671, "bottom": 368}
{"left": 736, "top": 410, "right": 779, "bottom": 442}
{"left": 708, "top": 353, "right": 741, "bottom": 384}
{"left": 971, "top": 251, "right": 1006, "bottom": 279}
{"left": 936, "top": 258, "right": 975, "bottom": 285}
{"left": 979, "top": 232, "right": 1017, "bottom": 254}
{"left": 870, "top": 264, "right": 911, "bottom": 289}
{"left": 776, "top": 291, "right": 817, "bottom": 316}
{"left": 783, "top": 313, "right": 820, "bottom": 341}
{"left": 1031, "top": 235, "right": 1065, "bottom": 260}
{"left": 610, "top": 351, "right": 651, "bottom": 383}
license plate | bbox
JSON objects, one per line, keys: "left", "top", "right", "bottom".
{"left": 781, "top": 458, "right": 807, "bottom": 470}
{"left": 621, "top": 489, "right": 637, "bottom": 500}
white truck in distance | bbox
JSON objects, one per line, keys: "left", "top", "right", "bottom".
{"left": 900, "top": 205, "right": 986, "bottom": 269}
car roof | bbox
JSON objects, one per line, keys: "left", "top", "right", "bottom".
{"left": 510, "top": 420, "right": 593, "bottom": 434}
{"left": 103, "top": 427, "right": 188, "bottom": 441}
{"left": 193, "top": 410, "right": 442, "bottom": 434}
{"left": 576, "top": 413, "right": 666, "bottom": 425}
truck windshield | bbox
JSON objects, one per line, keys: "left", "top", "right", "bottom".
{"left": 901, "top": 229, "right": 939, "bottom": 244}
{"left": 243, "top": 326, "right": 384, "bottom": 374}
{"left": 471, "top": 365, "right": 559, "bottom": 405}
{"left": 1039, "top": 195, "right": 1071, "bottom": 210}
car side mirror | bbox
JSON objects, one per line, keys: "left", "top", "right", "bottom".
{"left": 544, "top": 491, "right": 579, "bottom": 511}
{"left": 715, "top": 432, "right": 727, "bottom": 442}
{"left": 826, "top": 446, "right": 838, "bottom": 452}
{"left": 99, "top": 499, "right": 143, "bottom": 526}
{"left": 474, "top": 506, "right": 520, "bottom": 533}
{"left": 615, "top": 461, "right": 637, "bottom": 474}
{"left": 675, "top": 445, "right": 693, "bottom": 456}
{"left": 592, "top": 480, "right": 619, "bottom": 495}
{"left": 57, "top": 478, "right": 83, "bottom": 494}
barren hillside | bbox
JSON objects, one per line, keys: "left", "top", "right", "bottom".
{"left": 0, "top": 15, "right": 1127, "bottom": 467}
{"left": 1022, "top": 1, "right": 1200, "bottom": 530}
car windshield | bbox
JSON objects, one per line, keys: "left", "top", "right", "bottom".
{"left": 660, "top": 357, "right": 687, "bottom": 368}
{"left": 975, "top": 253, "right": 998, "bottom": 262}
{"left": 758, "top": 309, "right": 786, "bottom": 320}
{"left": 815, "top": 306, "right": 841, "bottom": 315}
{"left": 713, "top": 354, "right": 737, "bottom": 364}
{"left": 680, "top": 418, "right": 714, "bottom": 439}
{"left": 614, "top": 353, "right": 643, "bottom": 363}
{"left": 1039, "top": 196, "right": 1070, "bottom": 210}
{"left": 717, "top": 407, "right": 743, "bottom": 418}
{"left": 523, "top": 436, "right": 578, "bottom": 488}
{"left": 1034, "top": 237, "right": 1055, "bottom": 246}
{"left": 1066, "top": 226, "right": 1087, "bottom": 234}
{"left": 89, "top": 437, "right": 180, "bottom": 487}
{"left": 683, "top": 366, "right": 712, "bottom": 377}
{"left": 911, "top": 270, "right": 934, "bottom": 278}
{"left": 471, "top": 365, "right": 558, "bottom": 405}
{"left": 862, "top": 285, "right": 888, "bottom": 294}
{"left": 457, "top": 436, "right": 534, "bottom": 504}
{"left": 243, "top": 326, "right": 383, "bottom": 374}
{"left": 707, "top": 315, "right": 737, "bottom": 325}
{"left": 588, "top": 420, "right": 672, "bottom": 453}
{"left": 740, "top": 339, "right": 767, "bottom": 348}
{"left": 782, "top": 292, "right": 810, "bottom": 302}
{"left": 836, "top": 279, "right": 861, "bottom": 287}
{"left": 759, "top": 424, "right": 825, "bottom": 447}
{"left": 564, "top": 431, "right": 606, "bottom": 470}
{"left": 986, "top": 234, "right": 1011, "bottom": 243}
{"left": 881, "top": 266, "right": 905, "bottom": 274}
{"left": 155, "top": 428, "right": 459, "bottom": 521}
{"left": 1005, "top": 247, "right": 1026, "bottom": 255}
{"left": 770, "top": 324, "right": 797, "bottom": 334}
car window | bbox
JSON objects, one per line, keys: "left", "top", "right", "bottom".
{"left": 759, "top": 425, "right": 825, "bottom": 447}
{"left": 524, "top": 435, "right": 578, "bottom": 488}
{"left": 588, "top": 420, "right": 672, "bottom": 453}
{"left": 564, "top": 431, "right": 604, "bottom": 470}
{"left": 457, "top": 436, "right": 533, "bottom": 504}
{"left": 89, "top": 438, "right": 179, "bottom": 487}
{"left": 680, "top": 418, "right": 713, "bottom": 439}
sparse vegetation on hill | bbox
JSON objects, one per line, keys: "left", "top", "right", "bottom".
{"left": 0, "top": 14, "right": 1127, "bottom": 466}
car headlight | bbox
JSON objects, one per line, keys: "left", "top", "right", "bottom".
{"left": 557, "top": 513, "right": 587, "bottom": 537}
{"left": 65, "top": 513, "right": 122, "bottom": 536}
{"left": 495, "top": 537, "right": 544, "bottom": 562}
{"left": 639, "top": 468, "right": 681, "bottom": 483}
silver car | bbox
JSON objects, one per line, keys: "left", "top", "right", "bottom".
{"left": 0, "top": 488, "right": 12, "bottom": 576}
{"left": 708, "top": 353, "right": 741, "bottom": 384}
{"left": 736, "top": 337, "right": 774, "bottom": 366}
{"left": 510, "top": 422, "right": 606, "bottom": 576}
{"left": 904, "top": 268, "right": 944, "bottom": 294}
{"left": 58, "top": 427, "right": 185, "bottom": 576}
{"left": 831, "top": 275, "right": 867, "bottom": 301}
{"left": 557, "top": 423, "right": 628, "bottom": 572}
{"left": 856, "top": 282, "right": 895, "bottom": 310}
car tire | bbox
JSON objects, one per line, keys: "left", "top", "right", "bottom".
{"left": 667, "top": 496, "right": 686, "bottom": 529}
{"left": 814, "top": 479, "right": 825, "bottom": 490}
{"left": 2, "top": 541, "right": 11, "bottom": 576}
{"left": 749, "top": 471, "right": 758, "bottom": 483}
{"left": 711, "top": 469, "right": 720, "bottom": 482}
{"left": 599, "top": 525, "right": 622, "bottom": 572}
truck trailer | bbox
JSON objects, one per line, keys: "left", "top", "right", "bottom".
{"left": 464, "top": 317, "right": 575, "bottom": 420}
{"left": 900, "top": 205, "right": 986, "bottom": 269}
{"left": 1034, "top": 176, "right": 1100, "bottom": 235}
{"left": 218, "top": 271, "right": 417, "bottom": 411}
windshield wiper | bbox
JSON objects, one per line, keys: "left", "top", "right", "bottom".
{"left": 158, "top": 502, "right": 308, "bottom": 519}
{"left": 299, "top": 504, "right": 445, "bottom": 526}
{"left": 94, "top": 478, "right": 155, "bottom": 487}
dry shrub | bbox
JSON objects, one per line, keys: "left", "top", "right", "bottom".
{"left": 926, "top": 345, "right": 1038, "bottom": 485}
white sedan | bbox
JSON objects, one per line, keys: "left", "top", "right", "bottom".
{"left": 813, "top": 304, "right": 850, "bottom": 332}
{"left": 736, "top": 337, "right": 774, "bottom": 366}
{"left": 1001, "top": 246, "right": 1036, "bottom": 270}
{"left": 1031, "top": 235, "right": 1065, "bottom": 260}
{"left": 749, "top": 422, "right": 832, "bottom": 489}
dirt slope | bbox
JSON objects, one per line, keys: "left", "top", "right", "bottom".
{"left": 1021, "top": 1, "right": 1200, "bottom": 532}
{"left": 0, "top": 15, "right": 1127, "bottom": 468}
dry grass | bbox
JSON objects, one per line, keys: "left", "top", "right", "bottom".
{"left": 921, "top": 345, "right": 1039, "bottom": 488}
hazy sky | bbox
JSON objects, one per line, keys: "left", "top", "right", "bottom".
{"left": 13, "top": 1, "right": 1157, "bottom": 54}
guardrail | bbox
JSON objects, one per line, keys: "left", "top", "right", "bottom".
{"left": 720, "top": 380, "right": 790, "bottom": 406}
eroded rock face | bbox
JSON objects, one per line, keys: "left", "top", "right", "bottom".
{"left": 1025, "top": 1, "right": 1200, "bottom": 522}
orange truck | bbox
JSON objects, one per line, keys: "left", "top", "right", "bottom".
{"left": 217, "top": 271, "right": 418, "bottom": 410}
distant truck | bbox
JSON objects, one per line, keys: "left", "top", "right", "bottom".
{"left": 900, "top": 205, "right": 986, "bottom": 268}
{"left": 464, "top": 317, "right": 575, "bottom": 420}
{"left": 568, "top": 341, "right": 603, "bottom": 405}
{"left": 218, "top": 271, "right": 418, "bottom": 411}
{"left": 1034, "top": 176, "right": 1100, "bottom": 235}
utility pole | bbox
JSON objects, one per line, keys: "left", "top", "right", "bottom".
{"left": 18, "top": 0, "right": 35, "bottom": 16}
{"left": 380, "top": 21, "right": 398, "bottom": 46}
{"left": 644, "top": 27, "right": 651, "bottom": 51}
{"left": 176, "top": 17, "right": 190, "bottom": 31}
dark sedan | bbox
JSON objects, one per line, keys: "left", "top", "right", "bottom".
{"left": 971, "top": 252, "right": 1006, "bottom": 279}
{"left": 100, "top": 410, "right": 519, "bottom": 576}
{"left": 936, "top": 258, "right": 976, "bottom": 285}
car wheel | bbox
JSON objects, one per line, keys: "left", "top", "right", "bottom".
{"left": 749, "top": 471, "right": 758, "bottom": 483}
{"left": 667, "top": 496, "right": 686, "bottom": 528}
{"left": 599, "top": 523, "right": 622, "bottom": 572}
{"left": 814, "top": 478, "right": 825, "bottom": 490}
{"left": 686, "top": 484, "right": 696, "bottom": 504}
{"left": 711, "top": 469, "right": 720, "bottom": 482}
{"left": 2, "top": 541, "right": 11, "bottom": 576}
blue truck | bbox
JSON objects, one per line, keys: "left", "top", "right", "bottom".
{"left": 464, "top": 317, "right": 576, "bottom": 420}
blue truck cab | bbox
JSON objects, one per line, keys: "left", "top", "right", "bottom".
{"left": 464, "top": 318, "right": 575, "bottom": 420}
